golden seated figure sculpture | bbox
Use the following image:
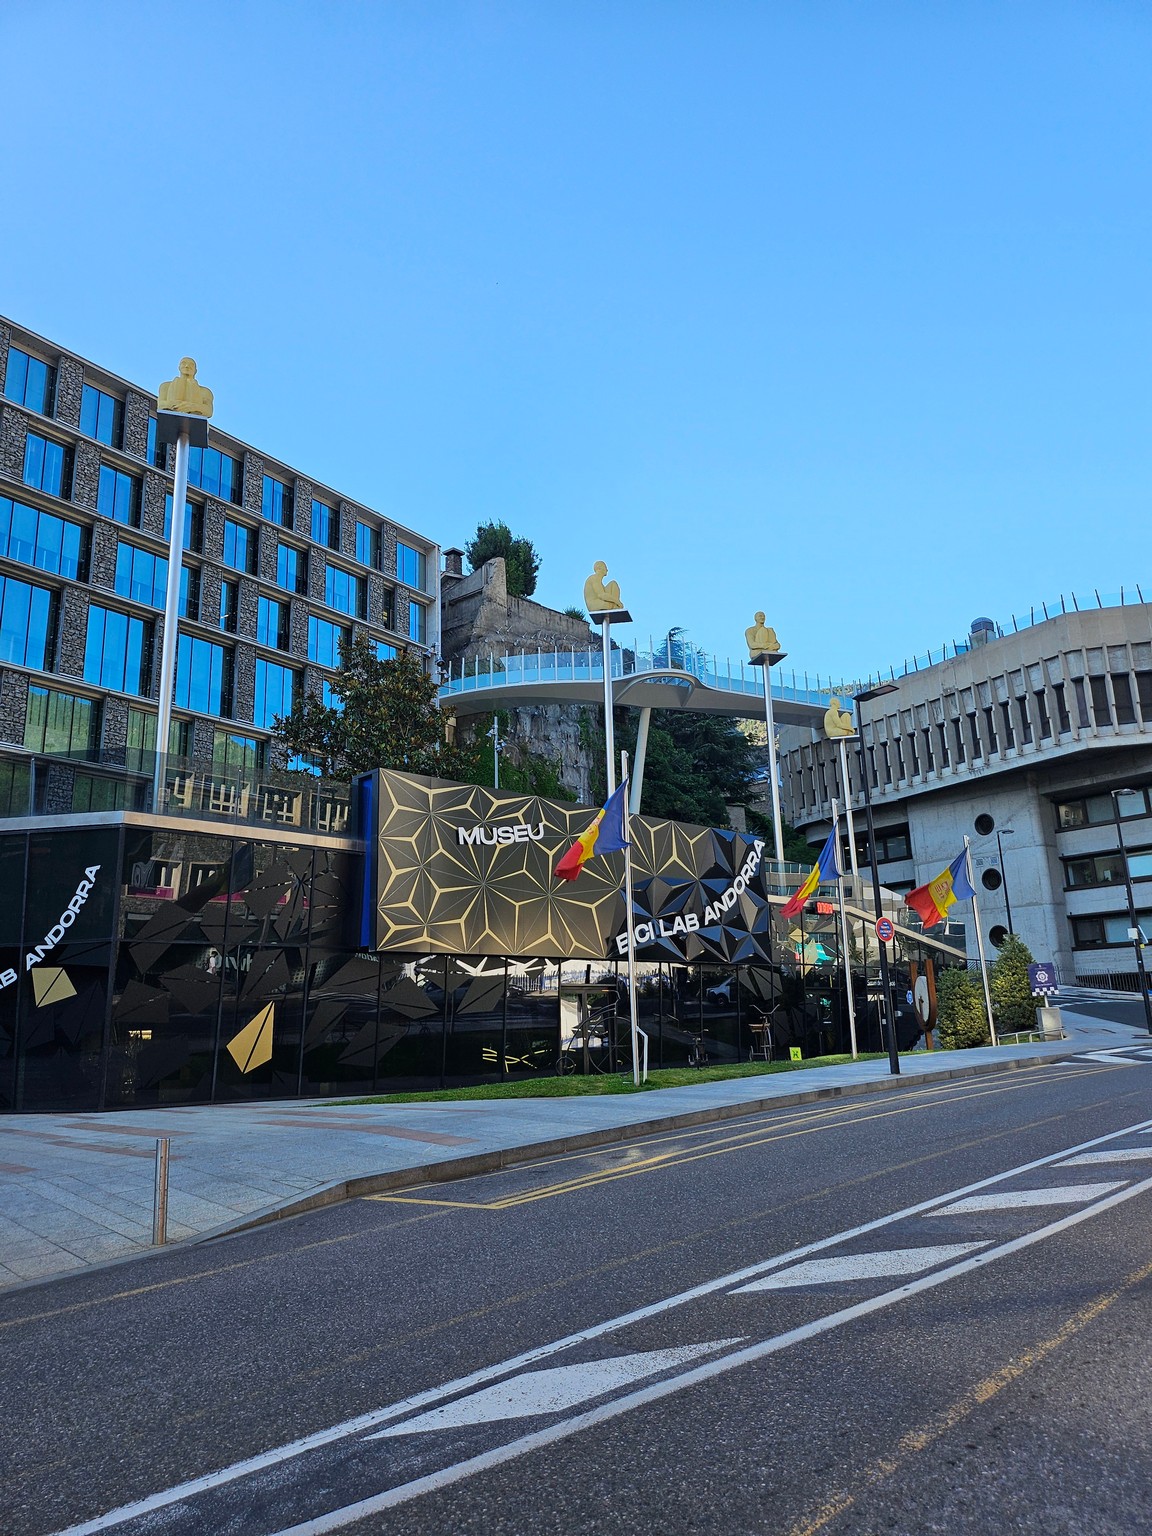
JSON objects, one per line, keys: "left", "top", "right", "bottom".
{"left": 158, "top": 357, "right": 214, "bottom": 418}
{"left": 583, "top": 560, "right": 624, "bottom": 614}
{"left": 745, "top": 612, "right": 781, "bottom": 659}
{"left": 823, "top": 696, "right": 856, "bottom": 739}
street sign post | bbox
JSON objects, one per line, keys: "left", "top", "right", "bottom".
{"left": 1028, "top": 963, "right": 1059, "bottom": 998}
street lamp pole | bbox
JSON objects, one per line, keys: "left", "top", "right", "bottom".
{"left": 1111, "top": 788, "right": 1152, "bottom": 1036}
{"left": 853, "top": 683, "right": 901, "bottom": 1077}
{"left": 995, "top": 829, "right": 1015, "bottom": 934}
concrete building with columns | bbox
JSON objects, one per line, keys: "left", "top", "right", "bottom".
{"left": 0, "top": 316, "right": 439, "bottom": 820}
{"left": 781, "top": 604, "right": 1152, "bottom": 986}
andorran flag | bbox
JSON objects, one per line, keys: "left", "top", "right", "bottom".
{"left": 905, "top": 849, "right": 976, "bottom": 929}
{"left": 554, "top": 781, "right": 630, "bottom": 881}
{"left": 780, "top": 826, "right": 842, "bottom": 918}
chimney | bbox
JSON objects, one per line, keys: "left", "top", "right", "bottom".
{"left": 443, "top": 547, "right": 465, "bottom": 577}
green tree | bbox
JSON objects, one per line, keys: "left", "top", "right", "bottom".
{"left": 273, "top": 635, "right": 477, "bottom": 781}
{"left": 990, "top": 933, "right": 1037, "bottom": 1036}
{"left": 464, "top": 520, "right": 541, "bottom": 598}
{"left": 935, "top": 966, "right": 991, "bottom": 1049}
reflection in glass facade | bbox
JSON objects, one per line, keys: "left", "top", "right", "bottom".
{"left": 188, "top": 445, "right": 241, "bottom": 503}
{"left": 0, "top": 497, "right": 85, "bottom": 580}
{"left": 254, "top": 658, "right": 298, "bottom": 729}
{"left": 84, "top": 605, "right": 150, "bottom": 693}
{"left": 23, "top": 433, "right": 69, "bottom": 496}
{"left": 99, "top": 466, "right": 141, "bottom": 526}
{"left": 4, "top": 348, "right": 55, "bottom": 414}
{"left": 0, "top": 575, "right": 54, "bottom": 668}
{"left": 80, "top": 384, "right": 123, "bottom": 447}
{"left": 175, "top": 634, "right": 231, "bottom": 715}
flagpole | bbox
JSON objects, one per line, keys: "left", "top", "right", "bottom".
{"left": 832, "top": 799, "right": 858, "bottom": 1059}
{"left": 621, "top": 750, "right": 645, "bottom": 1084}
{"left": 836, "top": 737, "right": 861, "bottom": 901}
{"left": 965, "top": 834, "right": 999, "bottom": 1047}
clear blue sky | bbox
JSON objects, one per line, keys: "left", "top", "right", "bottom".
{"left": 3, "top": 1, "right": 1149, "bottom": 683}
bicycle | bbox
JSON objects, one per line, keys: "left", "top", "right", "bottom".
{"left": 687, "top": 1030, "right": 709, "bottom": 1068}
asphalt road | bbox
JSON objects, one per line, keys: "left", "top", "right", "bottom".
{"left": 4, "top": 1050, "right": 1152, "bottom": 1536}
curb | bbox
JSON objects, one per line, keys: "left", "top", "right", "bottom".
{"left": 196, "top": 1049, "right": 1071, "bottom": 1243}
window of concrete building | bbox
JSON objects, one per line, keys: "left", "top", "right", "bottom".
{"left": 983, "top": 706, "right": 998, "bottom": 754}
{"left": 23, "top": 432, "right": 70, "bottom": 497}
{"left": 222, "top": 518, "right": 255, "bottom": 573}
{"left": 1064, "top": 852, "right": 1126, "bottom": 888}
{"left": 24, "top": 685, "right": 98, "bottom": 757}
{"left": 906, "top": 735, "right": 919, "bottom": 776}
{"left": 867, "top": 744, "right": 878, "bottom": 788}
{"left": 1052, "top": 683, "right": 1071, "bottom": 733}
{"left": 1072, "top": 910, "right": 1152, "bottom": 948}
{"left": 188, "top": 445, "right": 241, "bottom": 504}
{"left": 397, "top": 542, "right": 426, "bottom": 590}
{"left": 145, "top": 417, "right": 168, "bottom": 470}
{"left": 1112, "top": 673, "right": 1137, "bottom": 726}
{"left": 0, "top": 496, "right": 85, "bottom": 581}
{"left": 408, "top": 600, "right": 427, "bottom": 643}
{"left": 308, "top": 615, "right": 347, "bottom": 667}
{"left": 84, "top": 604, "right": 151, "bottom": 694}
{"left": 920, "top": 728, "right": 933, "bottom": 772}
{"left": 1136, "top": 673, "right": 1152, "bottom": 723}
{"left": 325, "top": 563, "right": 364, "bottom": 618}
{"left": 312, "top": 499, "right": 339, "bottom": 549}
{"left": 181, "top": 564, "right": 200, "bottom": 621}
{"left": 356, "top": 521, "right": 380, "bottom": 568}
{"left": 163, "top": 495, "right": 201, "bottom": 550}
{"left": 219, "top": 579, "right": 238, "bottom": 632}
{"left": 1072, "top": 677, "right": 1091, "bottom": 729}
{"left": 999, "top": 700, "right": 1014, "bottom": 749}
{"left": 936, "top": 722, "right": 949, "bottom": 767}
{"left": 80, "top": 384, "right": 123, "bottom": 448}
{"left": 256, "top": 596, "right": 289, "bottom": 649}
{"left": 881, "top": 743, "right": 892, "bottom": 785}
{"left": 124, "top": 709, "right": 188, "bottom": 772}
{"left": 1089, "top": 676, "right": 1112, "bottom": 726}
{"left": 254, "top": 657, "right": 298, "bottom": 729}
{"left": 1034, "top": 689, "right": 1052, "bottom": 738}
{"left": 1056, "top": 789, "right": 1149, "bottom": 830}
{"left": 276, "top": 541, "right": 306, "bottom": 593}
{"left": 175, "top": 635, "right": 232, "bottom": 716}
{"left": 952, "top": 718, "right": 965, "bottom": 763}
{"left": 261, "top": 475, "right": 292, "bottom": 526}
{"left": 376, "top": 641, "right": 398, "bottom": 661}
{"left": 3, "top": 348, "right": 55, "bottom": 414}
{"left": 967, "top": 712, "right": 981, "bottom": 759}
{"left": 1016, "top": 695, "right": 1032, "bottom": 744}
{"left": 0, "top": 575, "right": 54, "bottom": 668}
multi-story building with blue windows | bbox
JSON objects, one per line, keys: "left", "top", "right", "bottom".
{"left": 0, "top": 317, "right": 439, "bottom": 820}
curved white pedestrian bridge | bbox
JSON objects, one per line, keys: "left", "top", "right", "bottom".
{"left": 439, "top": 646, "right": 843, "bottom": 727}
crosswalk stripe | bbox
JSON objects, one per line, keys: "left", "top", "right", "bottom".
{"left": 935, "top": 1182, "right": 1125, "bottom": 1214}
{"left": 730, "top": 1244, "right": 986, "bottom": 1291}
{"left": 1056, "top": 1149, "right": 1152, "bottom": 1166}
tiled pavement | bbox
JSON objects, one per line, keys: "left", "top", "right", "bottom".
{"left": 0, "top": 1007, "right": 1143, "bottom": 1291}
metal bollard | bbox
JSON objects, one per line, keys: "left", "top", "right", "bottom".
{"left": 153, "top": 1136, "right": 170, "bottom": 1246}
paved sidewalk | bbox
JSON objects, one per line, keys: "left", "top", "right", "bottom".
{"left": 0, "top": 1007, "right": 1144, "bottom": 1292}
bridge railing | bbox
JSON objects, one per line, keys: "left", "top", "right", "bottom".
{"left": 440, "top": 645, "right": 848, "bottom": 709}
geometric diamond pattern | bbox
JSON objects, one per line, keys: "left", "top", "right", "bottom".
{"left": 371, "top": 769, "right": 774, "bottom": 964}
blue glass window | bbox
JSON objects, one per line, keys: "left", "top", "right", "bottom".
{"left": 261, "top": 475, "right": 292, "bottom": 526}
{"left": 187, "top": 445, "right": 241, "bottom": 503}
{"left": 276, "top": 541, "right": 305, "bottom": 593}
{"left": 325, "top": 563, "right": 363, "bottom": 617}
{"left": 321, "top": 679, "right": 344, "bottom": 713}
{"left": 23, "top": 433, "right": 69, "bottom": 497}
{"left": 84, "top": 604, "right": 150, "bottom": 694}
{"left": 408, "top": 600, "right": 426, "bottom": 643}
{"left": 175, "top": 634, "right": 231, "bottom": 716}
{"left": 222, "top": 518, "right": 254, "bottom": 572}
{"left": 397, "top": 543, "right": 426, "bottom": 590}
{"left": 213, "top": 729, "right": 263, "bottom": 775}
{"left": 311, "top": 500, "right": 338, "bottom": 548}
{"left": 254, "top": 657, "right": 298, "bottom": 729}
{"left": 0, "top": 497, "right": 85, "bottom": 580}
{"left": 24, "top": 686, "right": 97, "bottom": 757}
{"left": 308, "top": 616, "right": 347, "bottom": 667}
{"left": 80, "top": 384, "right": 123, "bottom": 447}
{"left": 162, "top": 495, "right": 200, "bottom": 549}
{"left": 115, "top": 542, "right": 167, "bottom": 608}
{"left": 181, "top": 564, "right": 199, "bottom": 620}
{"left": 256, "top": 595, "right": 288, "bottom": 648}
{"left": 4, "top": 349, "right": 55, "bottom": 414}
{"left": 219, "top": 579, "right": 239, "bottom": 632}
{"left": 0, "top": 575, "right": 54, "bottom": 668}
{"left": 356, "top": 521, "right": 380, "bottom": 568}
{"left": 98, "top": 466, "right": 141, "bottom": 526}
{"left": 376, "top": 641, "right": 398, "bottom": 661}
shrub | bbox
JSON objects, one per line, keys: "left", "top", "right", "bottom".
{"left": 990, "top": 934, "right": 1038, "bottom": 1036}
{"left": 936, "top": 966, "right": 991, "bottom": 1049}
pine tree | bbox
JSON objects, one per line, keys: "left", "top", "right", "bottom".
{"left": 464, "top": 521, "right": 541, "bottom": 598}
{"left": 990, "top": 933, "right": 1037, "bottom": 1036}
{"left": 935, "top": 966, "right": 991, "bottom": 1049}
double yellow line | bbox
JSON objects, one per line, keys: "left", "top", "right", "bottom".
{"left": 367, "top": 1064, "right": 1104, "bottom": 1211}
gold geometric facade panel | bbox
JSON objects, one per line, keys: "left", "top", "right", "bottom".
{"left": 31, "top": 967, "right": 77, "bottom": 1007}
{"left": 227, "top": 1002, "right": 275, "bottom": 1073}
{"left": 370, "top": 770, "right": 772, "bottom": 965}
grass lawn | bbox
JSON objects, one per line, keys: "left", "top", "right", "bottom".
{"left": 335, "top": 1052, "right": 886, "bottom": 1105}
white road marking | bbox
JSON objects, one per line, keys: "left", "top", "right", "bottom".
{"left": 1057, "top": 1148, "right": 1152, "bottom": 1166}
{"left": 47, "top": 1115, "right": 1152, "bottom": 1536}
{"left": 936, "top": 1181, "right": 1125, "bottom": 1214}
{"left": 1077, "top": 1051, "right": 1143, "bottom": 1065}
{"left": 730, "top": 1244, "right": 986, "bottom": 1291}
{"left": 372, "top": 1341, "right": 742, "bottom": 1436}
{"left": 264, "top": 1174, "right": 1152, "bottom": 1536}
